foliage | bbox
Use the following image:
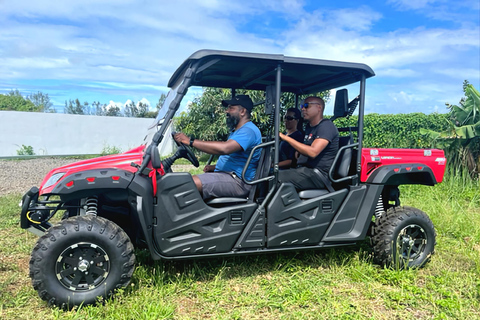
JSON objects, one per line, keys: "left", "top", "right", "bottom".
{"left": 0, "top": 90, "right": 38, "bottom": 111}
{"left": 16, "top": 144, "right": 35, "bottom": 155}
{"left": 421, "top": 81, "right": 480, "bottom": 177}
{"left": 100, "top": 144, "right": 122, "bottom": 155}
{"left": 124, "top": 100, "right": 153, "bottom": 118}
{"left": 175, "top": 87, "right": 330, "bottom": 142}
{"left": 335, "top": 113, "right": 450, "bottom": 148}
{"left": 64, "top": 99, "right": 86, "bottom": 115}
{"left": 27, "top": 91, "right": 54, "bottom": 113}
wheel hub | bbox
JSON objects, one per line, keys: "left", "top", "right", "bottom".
{"left": 56, "top": 242, "right": 110, "bottom": 291}
{"left": 396, "top": 224, "right": 427, "bottom": 262}
{"left": 77, "top": 259, "right": 90, "bottom": 272}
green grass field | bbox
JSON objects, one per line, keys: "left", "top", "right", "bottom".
{"left": 1, "top": 173, "right": 479, "bottom": 319}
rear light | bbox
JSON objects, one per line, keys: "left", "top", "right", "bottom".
{"left": 66, "top": 181, "right": 74, "bottom": 188}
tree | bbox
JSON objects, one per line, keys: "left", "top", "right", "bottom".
{"left": 27, "top": 91, "right": 54, "bottom": 112}
{"left": 64, "top": 99, "right": 86, "bottom": 114}
{"left": 92, "top": 101, "right": 105, "bottom": 116}
{"left": 0, "top": 90, "right": 38, "bottom": 111}
{"left": 422, "top": 81, "right": 479, "bottom": 178}
{"left": 104, "top": 103, "right": 122, "bottom": 117}
{"left": 136, "top": 101, "right": 149, "bottom": 118}
{"left": 156, "top": 93, "right": 167, "bottom": 111}
{"left": 175, "top": 87, "right": 330, "bottom": 143}
{"left": 124, "top": 100, "right": 137, "bottom": 117}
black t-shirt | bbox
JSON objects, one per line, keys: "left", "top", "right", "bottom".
{"left": 279, "top": 130, "right": 303, "bottom": 163}
{"left": 297, "top": 119, "right": 339, "bottom": 173}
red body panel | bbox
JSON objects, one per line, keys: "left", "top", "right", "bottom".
{"left": 39, "top": 146, "right": 145, "bottom": 195}
{"left": 360, "top": 148, "right": 447, "bottom": 183}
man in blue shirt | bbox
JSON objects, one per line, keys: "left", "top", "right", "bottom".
{"left": 174, "top": 95, "right": 261, "bottom": 199}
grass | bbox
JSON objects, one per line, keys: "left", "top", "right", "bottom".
{"left": 0, "top": 173, "right": 479, "bottom": 319}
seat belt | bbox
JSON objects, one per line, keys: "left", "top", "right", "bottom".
{"left": 313, "top": 168, "right": 334, "bottom": 192}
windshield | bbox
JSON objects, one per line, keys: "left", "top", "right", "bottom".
{"left": 142, "top": 64, "right": 193, "bottom": 146}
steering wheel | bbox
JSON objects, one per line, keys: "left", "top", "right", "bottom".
{"left": 178, "top": 144, "right": 200, "bottom": 168}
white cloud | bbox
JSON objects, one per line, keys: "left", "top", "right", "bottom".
{"left": 377, "top": 68, "right": 419, "bottom": 78}
{"left": 0, "top": 0, "right": 477, "bottom": 115}
{"left": 387, "top": 0, "right": 440, "bottom": 10}
{"left": 434, "top": 68, "right": 480, "bottom": 81}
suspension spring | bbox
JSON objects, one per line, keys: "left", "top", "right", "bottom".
{"left": 84, "top": 196, "right": 98, "bottom": 215}
{"left": 374, "top": 194, "right": 384, "bottom": 220}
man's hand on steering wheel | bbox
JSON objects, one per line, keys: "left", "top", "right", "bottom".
{"left": 173, "top": 132, "right": 189, "bottom": 146}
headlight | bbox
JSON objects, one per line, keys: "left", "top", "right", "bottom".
{"left": 43, "top": 172, "right": 65, "bottom": 189}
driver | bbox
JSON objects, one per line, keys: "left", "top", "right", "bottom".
{"left": 174, "top": 95, "right": 261, "bottom": 199}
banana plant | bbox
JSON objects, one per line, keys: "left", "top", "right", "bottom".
{"left": 421, "top": 82, "right": 479, "bottom": 177}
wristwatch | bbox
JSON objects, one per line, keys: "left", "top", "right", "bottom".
{"left": 189, "top": 137, "right": 195, "bottom": 147}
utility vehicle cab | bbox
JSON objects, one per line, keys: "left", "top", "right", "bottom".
{"left": 21, "top": 50, "right": 446, "bottom": 308}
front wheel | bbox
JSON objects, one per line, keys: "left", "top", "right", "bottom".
{"left": 29, "top": 215, "right": 135, "bottom": 308}
{"left": 371, "top": 206, "right": 436, "bottom": 269}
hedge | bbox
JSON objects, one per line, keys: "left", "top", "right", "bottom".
{"left": 334, "top": 113, "right": 449, "bottom": 149}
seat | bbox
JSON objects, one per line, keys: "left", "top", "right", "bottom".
{"left": 206, "top": 143, "right": 272, "bottom": 207}
{"left": 298, "top": 88, "right": 359, "bottom": 200}
{"left": 298, "top": 136, "right": 355, "bottom": 199}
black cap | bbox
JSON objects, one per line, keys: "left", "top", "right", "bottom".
{"left": 221, "top": 95, "right": 254, "bottom": 112}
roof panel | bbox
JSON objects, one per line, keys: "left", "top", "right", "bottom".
{"left": 168, "top": 49, "right": 375, "bottom": 93}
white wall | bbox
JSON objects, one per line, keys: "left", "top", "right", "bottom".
{"left": 0, "top": 111, "right": 175, "bottom": 156}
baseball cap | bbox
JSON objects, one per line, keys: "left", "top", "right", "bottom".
{"left": 221, "top": 95, "right": 254, "bottom": 112}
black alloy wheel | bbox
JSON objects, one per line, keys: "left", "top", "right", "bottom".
{"left": 371, "top": 206, "right": 436, "bottom": 269}
{"left": 30, "top": 215, "right": 135, "bottom": 308}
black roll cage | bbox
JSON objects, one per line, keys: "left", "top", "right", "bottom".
{"left": 144, "top": 50, "right": 374, "bottom": 187}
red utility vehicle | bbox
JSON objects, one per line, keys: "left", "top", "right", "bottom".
{"left": 20, "top": 50, "right": 446, "bottom": 308}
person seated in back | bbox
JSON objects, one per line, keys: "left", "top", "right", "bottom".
{"left": 278, "top": 107, "right": 304, "bottom": 169}
{"left": 278, "top": 96, "right": 339, "bottom": 190}
{"left": 174, "top": 95, "right": 262, "bottom": 199}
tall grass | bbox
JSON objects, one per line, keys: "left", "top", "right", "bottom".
{"left": 0, "top": 173, "right": 479, "bottom": 319}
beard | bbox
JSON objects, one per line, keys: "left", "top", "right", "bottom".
{"left": 226, "top": 114, "right": 240, "bottom": 131}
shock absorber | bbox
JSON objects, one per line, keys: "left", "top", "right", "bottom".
{"left": 84, "top": 196, "right": 98, "bottom": 215}
{"left": 374, "top": 194, "right": 384, "bottom": 220}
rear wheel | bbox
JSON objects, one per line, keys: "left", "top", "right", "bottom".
{"left": 371, "top": 206, "right": 436, "bottom": 269}
{"left": 29, "top": 215, "right": 135, "bottom": 308}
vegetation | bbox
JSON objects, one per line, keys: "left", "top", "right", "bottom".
{"left": 0, "top": 171, "right": 478, "bottom": 319}
{"left": 0, "top": 90, "right": 39, "bottom": 112}
{"left": 16, "top": 145, "right": 35, "bottom": 156}
{"left": 175, "top": 87, "right": 330, "bottom": 142}
{"left": 422, "top": 81, "right": 480, "bottom": 178}
{"left": 100, "top": 144, "right": 122, "bottom": 156}
{"left": 0, "top": 89, "right": 166, "bottom": 118}
{"left": 64, "top": 93, "right": 167, "bottom": 118}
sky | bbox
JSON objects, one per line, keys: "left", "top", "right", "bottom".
{"left": 0, "top": 0, "right": 479, "bottom": 115}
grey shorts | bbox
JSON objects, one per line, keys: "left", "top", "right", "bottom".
{"left": 197, "top": 172, "right": 252, "bottom": 199}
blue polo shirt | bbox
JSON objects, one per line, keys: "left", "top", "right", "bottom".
{"left": 215, "top": 121, "right": 261, "bottom": 181}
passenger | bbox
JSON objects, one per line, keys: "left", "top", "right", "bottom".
{"left": 174, "top": 95, "right": 261, "bottom": 199}
{"left": 278, "top": 96, "right": 339, "bottom": 190}
{"left": 278, "top": 107, "right": 304, "bottom": 169}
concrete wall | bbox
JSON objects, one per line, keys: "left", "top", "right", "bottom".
{"left": 0, "top": 111, "right": 175, "bottom": 157}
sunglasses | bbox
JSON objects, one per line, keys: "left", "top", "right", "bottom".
{"left": 301, "top": 102, "right": 321, "bottom": 109}
{"left": 284, "top": 116, "right": 297, "bottom": 121}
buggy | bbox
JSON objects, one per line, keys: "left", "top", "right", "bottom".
{"left": 20, "top": 50, "right": 446, "bottom": 308}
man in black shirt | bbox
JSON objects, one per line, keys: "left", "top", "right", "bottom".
{"left": 278, "top": 96, "right": 339, "bottom": 190}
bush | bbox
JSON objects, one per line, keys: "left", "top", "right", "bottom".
{"left": 16, "top": 145, "right": 35, "bottom": 155}
{"left": 100, "top": 144, "right": 122, "bottom": 155}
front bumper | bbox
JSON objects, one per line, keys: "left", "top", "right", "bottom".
{"left": 20, "top": 187, "right": 51, "bottom": 236}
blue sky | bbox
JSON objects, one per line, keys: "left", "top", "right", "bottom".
{"left": 0, "top": 0, "right": 479, "bottom": 114}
